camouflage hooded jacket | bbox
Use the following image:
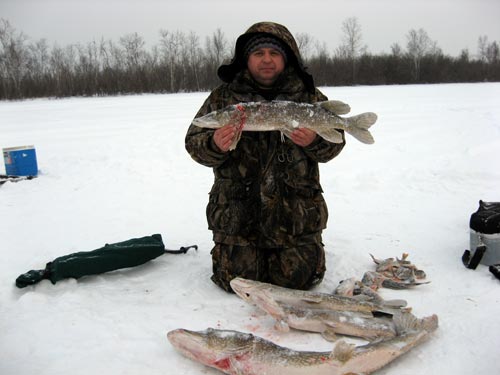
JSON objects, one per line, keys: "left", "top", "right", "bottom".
{"left": 185, "top": 22, "right": 345, "bottom": 247}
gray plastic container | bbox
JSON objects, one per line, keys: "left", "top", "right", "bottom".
{"left": 470, "top": 230, "right": 500, "bottom": 265}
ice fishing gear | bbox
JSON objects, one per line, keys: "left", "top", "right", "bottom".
{"left": 489, "top": 264, "right": 500, "bottom": 280}
{"left": 462, "top": 245, "right": 486, "bottom": 270}
{"left": 462, "top": 201, "right": 500, "bottom": 271}
{"left": 165, "top": 245, "right": 198, "bottom": 254}
{"left": 0, "top": 174, "right": 36, "bottom": 186}
{"left": 15, "top": 234, "right": 197, "bottom": 288}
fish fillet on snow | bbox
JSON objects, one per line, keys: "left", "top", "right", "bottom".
{"left": 192, "top": 100, "right": 377, "bottom": 150}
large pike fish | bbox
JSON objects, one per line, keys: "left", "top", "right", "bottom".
{"left": 167, "top": 313, "right": 438, "bottom": 375}
{"left": 192, "top": 100, "right": 377, "bottom": 150}
{"left": 230, "top": 277, "right": 405, "bottom": 341}
{"left": 230, "top": 278, "right": 404, "bottom": 316}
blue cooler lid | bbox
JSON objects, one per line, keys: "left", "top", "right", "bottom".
{"left": 3, "top": 145, "right": 35, "bottom": 152}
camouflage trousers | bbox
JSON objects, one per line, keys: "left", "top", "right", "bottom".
{"left": 210, "top": 241, "right": 326, "bottom": 292}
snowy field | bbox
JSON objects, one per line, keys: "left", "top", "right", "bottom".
{"left": 1, "top": 83, "right": 499, "bottom": 374}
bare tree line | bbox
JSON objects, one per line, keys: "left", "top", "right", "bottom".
{"left": 305, "top": 18, "right": 499, "bottom": 86}
{"left": 0, "top": 18, "right": 499, "bottom": 100}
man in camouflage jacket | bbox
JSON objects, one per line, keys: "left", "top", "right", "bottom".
{"left": 185, "top": 22, "right": 345, "bottom": 292}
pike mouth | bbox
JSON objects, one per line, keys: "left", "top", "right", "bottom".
{"left": 192, "top": 118, "right": 218, "bottom": 127}
{"left": 168, "top": 329, "right": 210, "bottom": 360}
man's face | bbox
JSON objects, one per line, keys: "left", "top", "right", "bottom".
{"left": 247, "top": 47, "right": 285, "bottom": 87}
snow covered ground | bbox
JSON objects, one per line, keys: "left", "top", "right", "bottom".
{"left": 1, "top": 83, "right": 499, "bottom": 374}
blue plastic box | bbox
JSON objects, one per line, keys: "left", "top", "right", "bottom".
{"left": 3, "top": 145, "right": 39, "bottom": 176}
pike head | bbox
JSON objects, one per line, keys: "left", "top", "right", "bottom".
{"left": 167, "top": 328, "right": 254, "bottom": 374}
{"left": 230, "top": 277, "right": 287, "bottom": 321}
{"left": 192, "top": 111, "right": 222, "bottom": 129}
{"left": 192, "top": 106, "right": 240, "bottom": 129}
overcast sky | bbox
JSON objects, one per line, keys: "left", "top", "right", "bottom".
{"left": 1, "top": 0, "right": 499, "bottom": 57}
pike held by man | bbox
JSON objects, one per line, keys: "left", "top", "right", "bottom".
{"left": 192, "top": 100, "right": 378, "bottom": 150}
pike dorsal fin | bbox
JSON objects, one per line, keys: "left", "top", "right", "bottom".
{"left": 318, "top": 100, "right": 351, "bottom": 115}
{"left": 274, "top": 320, "right": 290, "bottom": 332}
{"left": 321, "top": 326, "right": 338, "bottom": 342}
{"left": 299, "top": 295, "right": 324, "bottom": 304}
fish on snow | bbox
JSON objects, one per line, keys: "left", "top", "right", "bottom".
{"left": 167, "top": 312, "right": 438, "bottom": 375}
{"left": 229, "top": 277, "right": 403, "bottom": 316}
{"left": 230, "top": 277, "right": 407, "bottom": 341}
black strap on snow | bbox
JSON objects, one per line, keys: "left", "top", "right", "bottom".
{"left": 489, "top": 264, "right": 500, "bottom": 280}
{"left": 165, "top": 245, "right": 198, "bottom": 254}
{"left": 0, "top": 174, "right": 36, "bottom": 185}
{"left": 462, "top": 245, "right": 487, "bottom": 270}
{"left": 462, "top": 246, "right": 500, "bottom": 281}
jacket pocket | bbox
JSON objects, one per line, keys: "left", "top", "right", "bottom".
{"left": 282, "top": 179, "right": 328, "bottom": 236}
{"left": 206, "top": 179, "right": 255, "bottom": 236}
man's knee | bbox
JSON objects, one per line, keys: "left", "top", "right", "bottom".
{"left": 268, "top": 242, "right": 325, "bottom": 290}
{"left": 210, "top": 243, "right": 264, "bottom": 292}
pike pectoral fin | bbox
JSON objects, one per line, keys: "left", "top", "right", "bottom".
{"left": 280, "top": 128, "right": 294, "bottom": 140}
{"left": 274, "top": 320, "right": 290, "bottom": 332}
{"left": 299, "top": 295, "right": 325, "bottom": 305}
{"left": 321, "top": 326, "right": 338, "bottom": 342}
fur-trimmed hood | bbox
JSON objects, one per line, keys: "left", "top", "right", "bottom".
{"left": 217, "top": 22, "right": 315, "bottom": 92}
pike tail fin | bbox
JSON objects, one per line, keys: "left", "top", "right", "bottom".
{"left": 394, "top": 311, "right": 439, "bottom": 335}
{"left": 345, "top": 112, "right": 377, "bottom": 144}
{"left": 382, "top": 299, "right": 408, "bottom": 308}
